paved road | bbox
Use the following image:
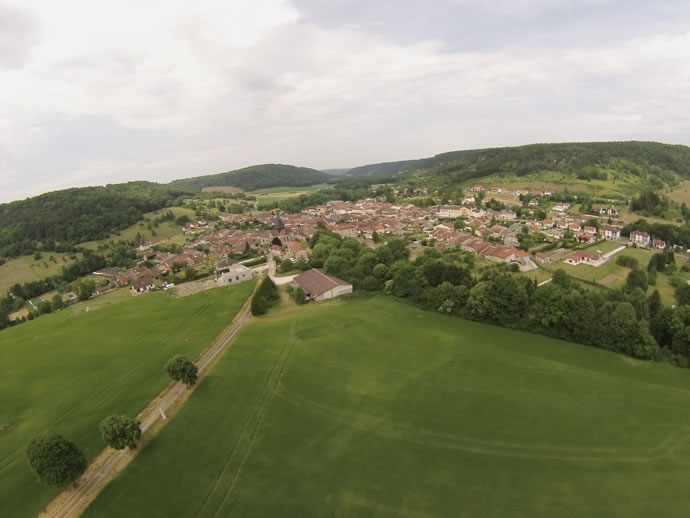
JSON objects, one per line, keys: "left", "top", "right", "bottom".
{"left": 46, "top": 305, "right": 253, "bottom": 518}
{"left": 267, "top": 251, "right": 298, "bottom": 285}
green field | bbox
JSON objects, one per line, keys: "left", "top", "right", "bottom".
{"left": 0, "top": 252, "right": 78, "bottom": 296}
{"left": 250, "top": 184, "right": 328, "bottom": 205}
{"left": 80, "top": 207, "right": 194, "bottom": 249}
{"left": 88, "top": 296, "right": 690, "bottom": 517}
{"left": 0, "top": 281, "right": 255, "bottom": 518}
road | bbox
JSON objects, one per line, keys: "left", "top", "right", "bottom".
{"left": 266, "top": 251, "right": 298, "bottom": 285}
{"left": 44, "top": 304, "right": 253, "bottom": 518}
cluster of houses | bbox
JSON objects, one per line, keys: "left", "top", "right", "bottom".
{"left": 109, "top": 188, "right": 674, "bottom": 295}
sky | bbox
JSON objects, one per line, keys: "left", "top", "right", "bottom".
{"left": 1, "top": 0, "right": 690, "bottom": 203}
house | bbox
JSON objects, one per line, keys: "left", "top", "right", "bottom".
{"left": 216, "top": 263, "right": 253, "bottom": 286}
{"left": 630, "top": 231, "right": 651, "bottom": 247}
{"left": 653, "top": 239, "right": 666, "bottom": 250}
{"left": 484, "top": 247, "right": 518, "bottom": 263}
{"left": 535, "top": 252, "right": 552, "bottom": 264}
{"left": 331, "top": 223, "right": 358, "bottom": 238}
{"left": 551, "top": 203, "right": 570, "bottom": 213}
{"left": 292, "top": 269, "right": 353, "bottom": 302}
{"left": 497, "top": 210, "right": 517, "bottom": 221}
{"left": 439, "top": 205, "right": 464, "bottom": 218}
{"left": 131, "top": 276, "right": 155, "bottom": 294}
{"left": 602, "top": 225, "right": 622, "bottom": 240}
{"left": 462, "top": 195, "right": 476, "bottom": 205}
{"left": 584, "top": 226, "right": 597, "bottom": 235}
{"left": 285, "top": 241, "right": 309, "bottom": 261}
{"left": 468, "top": 184, "right": 484, "bottom": 192}
{"left": 564, "top": 250, "right": 602, "bottom": 266}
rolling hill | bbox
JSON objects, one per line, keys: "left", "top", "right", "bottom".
{"left": 347, "top": 141, "right": 690, "bottom": 195}
{"left": 169, "top": 164, "right": 330, "bottom": 192}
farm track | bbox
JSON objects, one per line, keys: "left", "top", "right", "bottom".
{"left": 42, "top": 297, "right": 256, "bottom": 518}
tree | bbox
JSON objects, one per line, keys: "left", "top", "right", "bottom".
{"left": 51, "top": 294, "right": 65, "bottom": 311}
{"left": 165, "top": 355, "right": 198, "bottom": 386}
{"left": 624, "top": 268, "right": 647, "bottom": 293}
{"left": 26, "top": 431, "right": 87, "bottom": 486}
{"left": 99, "top": 415, "right": 142, "bottom": 450}
{"left": 76, "top": 279, "right": 96, "bottom": 301}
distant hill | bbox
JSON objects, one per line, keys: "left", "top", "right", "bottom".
{"left": 170, "top": 164, "right": 330, "bottom": 192}
{"left": 346, "top": 141, "right": 690, "bottom": 194}
{"left": 321, "top": 168, "right": 351, "bottom": 176}
{"left": 0, "top": 182, "right": 192, "bottom": 257}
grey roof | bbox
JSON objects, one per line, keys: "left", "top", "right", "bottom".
{"left": 293, "top": 268, "right": 350, "bottom": 298}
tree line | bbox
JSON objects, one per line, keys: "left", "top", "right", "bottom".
{"left": 0, "top": 182, "right": 191, "bottom": 257}
{"left": 300, "top": 230, "right": 690, "bottom": 366}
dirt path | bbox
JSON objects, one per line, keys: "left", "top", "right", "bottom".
{"left": 40, "top": 296, "right": 256, "bottom": 518}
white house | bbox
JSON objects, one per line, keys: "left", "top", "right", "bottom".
{"left": 217, "top": 263, "right": 253, "bottom": 286}
{"left": 439, "top": 205, "right": 464, "bottom": 218}
{"left": 630, "top": 231, "right": 651, "bottom": 247}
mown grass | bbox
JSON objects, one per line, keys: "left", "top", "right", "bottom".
{"left": 88, "top": 296, "right": 690, "bottom": 517}
{"left": 0, "top": 252, "right": 78, "bottom": 295}
{"left": 0, "top": 281, "right": 255, "bottom": 518}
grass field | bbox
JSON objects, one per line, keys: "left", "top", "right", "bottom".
{"left": 0, "top": 253, "right": 78, "bottom": 295}
{"left": 250, "top": 184, "right": 328, "bottom": 205}
{"left": 80, "top": 207, "right": 195, "bottom": 249}
{"left": 477, "top": 171, "right": 641, "bottom": 197}
{"left": 201, "top": 186, "right": 244, "bottom": 193}
{"left": 88, "top": 296, "right": 690, "bottom": 517}
{"left": 0, "top": 281, "right": 255, "bottom": 518}
{"left": 668, "top": 181, "right": 690, "bottom": 206}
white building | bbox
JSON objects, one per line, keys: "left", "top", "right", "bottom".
{"left": 217, "top": 263, "right": 253, "bottom": 286}
{"left": 292, "top": 269, "right": 353, "bottom": 302}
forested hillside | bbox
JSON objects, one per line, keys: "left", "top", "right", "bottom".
{"left": 347, "top": 142, "right": 690, "bottom": 191}
{"left": 0, "top": 182, "right": 191, "bottom": 257}
{"left": 170, "top": 164, "right": 330, "bottom": 191}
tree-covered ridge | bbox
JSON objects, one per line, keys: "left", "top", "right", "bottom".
{"left": 0, "top": 182, "right": 192, "bottom": 257}
{"left": 347, "top": 141, "right": 690, "bottom": 189}
{"left": 169, "top": 164, "right": 330, "bottom": 192}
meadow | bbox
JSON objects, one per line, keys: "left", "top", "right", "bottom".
{"left": 250, "top": 183, "right": 328, "bottom": 206}
{"left": 0, "top": 281, "right": 255, "bottom": 518}
{"left": 553, "top": 245, "right": 688, "bottom": 303}
{"left": 79, "top": 207, "right": 195, "bottom": 250}
{"left": 0, "top": 252, "right": 78, "bottom": 296}
{"left": 88, "top": 296, "right": 690, "bottom": 517}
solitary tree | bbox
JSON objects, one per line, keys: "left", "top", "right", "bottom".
{"left": 99, "top": 415, "right": 142, "bottom": 450}
{"left": 165, "top": 355, "right": 198, "bottom": 386}
{"left": 26, "top": 431, "right": 87, "bottom": 486}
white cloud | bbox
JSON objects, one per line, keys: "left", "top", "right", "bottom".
{"left": 1, "top": 0, "right": 689, "bottom": 203}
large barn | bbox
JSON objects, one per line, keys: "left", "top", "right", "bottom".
{"left": 292, "top": 269, "right": 352, "bottom": 302}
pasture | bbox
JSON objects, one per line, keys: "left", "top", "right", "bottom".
{"left": 79, "top": 207, "right": 194, "bottom": 249}
{"left": 250, "top": 184, "right": 328, "bottom": 206}
{"left": 0, "top": 252, "right": 78, "bottom": 296}
{"left": 88, "top": 296, "right": 690, "bottom": 517}
{"left": 0, "top": 281, "right": 255, "bottom": 518}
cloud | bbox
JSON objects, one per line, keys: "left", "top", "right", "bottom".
{"left": 1, "top": 0, "right": 689, "bottom": 203}
{"left": 0, "top": 4, "right": 39, "bottom": 69}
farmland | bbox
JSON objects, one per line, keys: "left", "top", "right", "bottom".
{"left": 88, "top": 296, "right": 690, "bottom": 517}
{"left": 0, "top": 252, "right": 78, "bottom": 296}
{"left": 0, "top": 281, "right": 255, "bottom": 518}
{"left": 250, "top": 183, "right": 328, "bottom": 206}
{"left": 79, "top": 207, "right": 195, "bottom": 250}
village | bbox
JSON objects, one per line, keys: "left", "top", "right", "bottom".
{"left": 95, "top": 183, "right": 669, "bottom": 300}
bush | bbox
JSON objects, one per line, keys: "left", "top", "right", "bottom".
{"left": 616, "top": 255, "right": 639, "bottom": 268}
{"left": 291, "top": 286, "right": 306, "bottom": 305}
{"left": 250, "top": 276, "right": 280, "bottom": 316}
